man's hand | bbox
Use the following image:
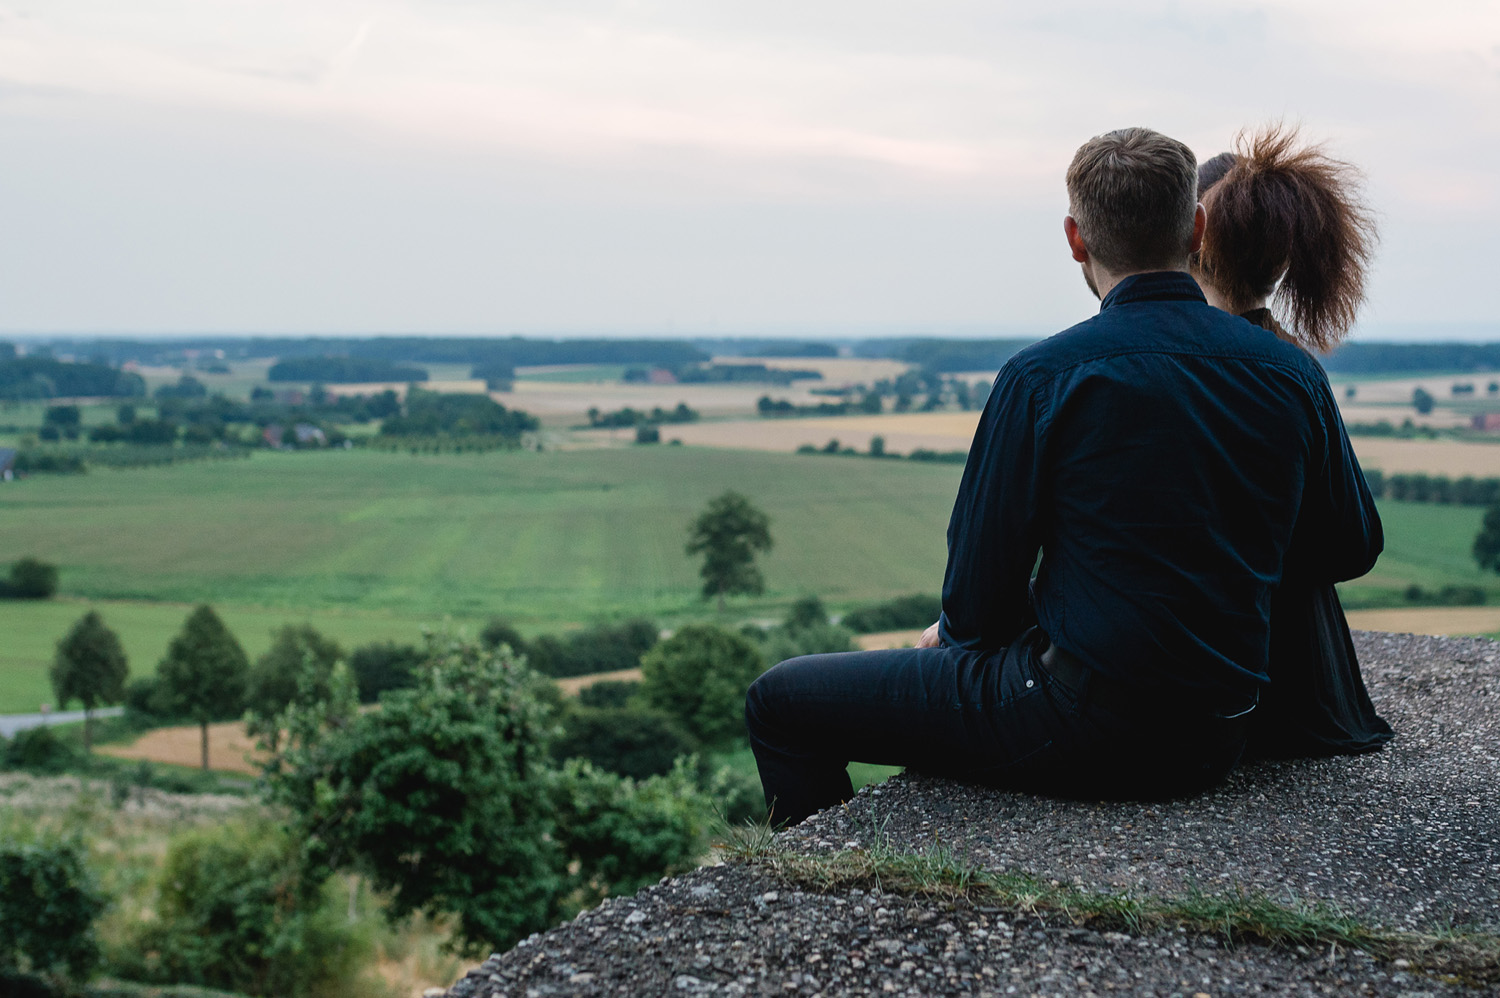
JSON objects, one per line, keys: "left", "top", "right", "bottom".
{"left": 916, "top": 621, "right": 941, "bottom": 648}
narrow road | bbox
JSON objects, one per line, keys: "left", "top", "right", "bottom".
{"left": 0, "top": 706, "right": 125, "bottom": 739}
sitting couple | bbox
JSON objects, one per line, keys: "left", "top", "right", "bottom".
{"left": 747, "top": 124, "right": 1391, "bottom": 826}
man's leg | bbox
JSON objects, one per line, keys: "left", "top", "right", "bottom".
{"left": 745, "top": 630, "right": 1087, "bottom": 826}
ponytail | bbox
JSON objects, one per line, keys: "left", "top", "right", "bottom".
{"left": 1196, "top": 125, "right": 1377, "bottom": 353}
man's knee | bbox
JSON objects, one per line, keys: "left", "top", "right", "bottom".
{"left": 744, "top": 657, "right": 801, "bottom": 736}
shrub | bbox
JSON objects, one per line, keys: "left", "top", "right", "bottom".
{"left": 120, "top": 822, "right": 368, "bottom": 997}
{"left": 552, "top": 705, "right": 698, "bottom": 780}
{"left": 478, "top": 618, "right": 527, "bottom": 657}
{"left": 0, "top": 836, "right": 106, "bottom": 982}
{"left": 526, "top": 619, "right": 659, "bottom": 678}
{"left": 640, "top": 624, "right": 765, "bottom": 749}
{"left": 4, "top": 558, "right": 59, "bottom": 600}
{"left": 576, "top": 679, "right": 639, "bottom": 709}
{"left": 1, "top": 728, "right": 75, "bottom": 774}
{"left": 840, "top": 593, "right": 943, "bottom": 633}
{"left": 549, "top": 759, "right": 713, "bottom": 904}
{"left": 347, "top": 641, "right": 424, "bottom": 703}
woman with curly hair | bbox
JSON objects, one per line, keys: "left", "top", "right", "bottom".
{"left": 1192, "top": 124, "right": 1392, "bottom": 757}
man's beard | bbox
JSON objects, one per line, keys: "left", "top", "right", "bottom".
{"left": 1081, "top": 263, "right": 1101, "bottom": 300}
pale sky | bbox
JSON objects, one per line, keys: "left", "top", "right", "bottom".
{"left": 0, "top": 1, "right": 1496, "bottom": 339}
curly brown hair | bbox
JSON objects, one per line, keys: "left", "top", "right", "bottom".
{"left": 1194, "top": 124, "right": 1378, "bottom": 353}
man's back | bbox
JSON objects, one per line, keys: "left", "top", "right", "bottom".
{"left": 940, "top": 272, "right": 1382, "bottom": 705}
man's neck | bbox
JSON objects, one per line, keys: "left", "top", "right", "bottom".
{"left": 1089, "top": 264, "right": 1191, "bottom": 303}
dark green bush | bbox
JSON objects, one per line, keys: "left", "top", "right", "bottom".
{"left": 526, "top": 619, "right": 659, "bottom": 678}
{"left": 478, "top": 618, "right": 527, "bottom": 656}
{"left": 347, "top": 641, "right": 424, "bottom": 703}
{"left": 576, "top": 679, "right": 639, "bottom": 709}
{"left": 118, "top": 822, "right": 368, "bottom": 997}
{"left": 552, "top": 705, "right": 697, "bottom": 780}
{"left": 1, "top": 728, "right": 75, "bottom": 774}
{"left": 840, "top": 593, "right": 942, "bottom": 633}
{"left": 3, "top": 558, "right": 59, "bottom": 600}
{"left": 0, "top": 836, "right": 106, "bottom": 982}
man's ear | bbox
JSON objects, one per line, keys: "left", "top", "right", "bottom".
{"left": 1188, "top": 203, "right": 1206, "bottom": 254}
{"left": 1063, "top": 216, "right": 1089, "bottom": 263}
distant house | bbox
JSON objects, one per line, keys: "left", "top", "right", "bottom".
{"left": 262, "top": 424, "right": 284, "bottom": 448}
{"left": 648, "top": 368, "right": 678, "bottom": 385}
{"left": 1472, "top": 413, "right": 1500, "bottom": 433}
{"left": 0, "top": 447, "right": 15, "bottom": 482}
{"left": 293, "top": 423, "right": 326, "bottom": 446}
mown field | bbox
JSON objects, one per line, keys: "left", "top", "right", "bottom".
{"left": 3, "top": 443, "right": 1495, "bottom": 713}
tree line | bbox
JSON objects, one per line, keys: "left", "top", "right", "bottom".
{"left": 1364, "top": 470, "right": 1500, "bottom": 506}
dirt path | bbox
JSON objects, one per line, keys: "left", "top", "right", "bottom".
{"left": 555, "top": 668, "right": 642, "bottom": 695}
{"left": 1345, "top": 605, "right": 1500, "bottom": 636}
{"left": 99, "top": 720, "right": 264, "bottom": 775}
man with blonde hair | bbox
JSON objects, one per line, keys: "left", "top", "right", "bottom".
{"left": 746, "top": 127, "right": 1380, "bottom": 826}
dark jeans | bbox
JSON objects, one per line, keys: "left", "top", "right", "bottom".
{"left": 745, "top": 627, "right": 1251, "bottom": 826}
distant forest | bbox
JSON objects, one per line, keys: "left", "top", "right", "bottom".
{"left": 40, "top": 337, "right": 710, "bottom": 369}
{"left": 0, "top": 356, "right": 146, "bottom": 399}
{"left": 268, "top": 357, "right": 429, "bottom": 383}
{"left": 13, "top": 336, "right": 1500, "bottom": 381}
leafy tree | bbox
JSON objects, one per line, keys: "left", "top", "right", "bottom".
{"left": 1474, "top": 504, "right": 1500, "bottom": 574}
{"left": 154, "top": 605, "right": 249, "bottom": 770}
{"left": 0, "top": 836, "right": 106, "bottom": 985}
{"left": 0, "top": 728, "right": 75, "bottom": 774}
{"left": 50, "top": 611, "right": 129, "bottom": 753}
{"left": 261, "top": 636, "right": 712, "bottom": 955}
{"left": 4, "top": 558, "right": 59, "bottom": 600}
{"left": 1412, "top": 386, "right": 1435, "bottom": 415}
{"left": 640, "top": 624, "right": 765, "bottom": 748}
{"left": 685, "top": 491, "right": 773, "bottom": 609}
{"left": 347, "top": 641, "right": 424, "bottom": 703}
{"left": 261, "top": 637, "right": 564, "bottom": 954}
{"left": 524, "top": 619, "right": 658, "bottom": 678}
{"left": 244, "top": 625, "right": 343, "bottom": 749}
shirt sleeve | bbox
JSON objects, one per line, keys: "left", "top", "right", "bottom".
{"left": 938, "top": 363, "right": 1046, "bottom": 650}
{"left": 1297, "top": 374, "right": 1384, "bottom": 583}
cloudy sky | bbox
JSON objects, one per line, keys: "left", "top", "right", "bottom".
{"left": 0, "top": 0, "right": 1495, "bottom": 339}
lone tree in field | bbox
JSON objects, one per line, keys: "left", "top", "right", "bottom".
{"left": 50, "top": 611, "right": 129, "bottom": 753}
{"left": 1412, "top": 386, "right": 1435, "bottom": 415}
{"left": 155, "top": 605, "right": 249, "bottom": 770}
{"left": 1474, "top": 504, "right": 1500, "bottom": 574}
{"left": 685, "top": 491, "right": 773, "bottom": 610}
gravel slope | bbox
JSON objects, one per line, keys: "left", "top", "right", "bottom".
{"left": 446, "top": 631, "right": 1500, "bottom": 996}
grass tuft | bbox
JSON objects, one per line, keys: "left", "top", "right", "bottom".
{"left": 720, "top": 812, "right": 1500, "bottom": 986}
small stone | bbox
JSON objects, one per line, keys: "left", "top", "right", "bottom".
{"left": 625, "top": 909, "right": 648, "bottom": 925}
{"left": 761, "top": 891, "right": 780, "bottom": 902}
{"left": 423, "top": 990, "right": 446, "bottom": 998}
{"left": 569, "top": 973, "right": 596, "bottom": 984}
{"left": 1393, "top": 958, "right": 1411, "bottom": 969}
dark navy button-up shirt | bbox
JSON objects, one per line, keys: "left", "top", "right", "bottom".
{"left": 938, "top": 271, "right": 1382, "bottom": 704}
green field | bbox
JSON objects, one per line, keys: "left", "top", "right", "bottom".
{"left": 2, "top": 442, "right": 1493, "bottom": 712}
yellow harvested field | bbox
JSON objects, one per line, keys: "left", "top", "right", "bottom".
{"left": 323, "top": 379, "right": 488, "bottom": 398}
{"left": 100, "top": 720, "right": 264, "bottom": 775}
{"left": 712, "top": 356, "right": 912, "bottom": 386}
{"left": 1336, "top": 404, "right": 1470, "bottom": 429}
{"left": 855, "top": 629, "right": 925, "bottom": 650}
{"left": 1346, "top": 606, "right": 1500, "bottom": 637}
{"left": 1349, "top": 438, "right": 1500, "bottom": 476}
{"left": 662, "top": 412, "right": 981, "bottom": 455}
{"left": 1334, "top": 375, "right": 1496, "bottom": 406}
{"left": 554, "top": 668, "right": 643, "bottom": 696}
{"left": 503, "top": 380, "right": 834, "bottom": 420}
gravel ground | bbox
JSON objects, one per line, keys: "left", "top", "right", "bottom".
{"left": 446, "top": 866, "right": 1492, "bottom": 997}
{"left": 447, "top": 631, "right": 1500, "bottom": 997}
{"left": 791, "top": 632, "right": 1500, "bottom": 934}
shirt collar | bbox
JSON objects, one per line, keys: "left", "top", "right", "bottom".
{"left": 1099, "top": 271, "right": 1207, "bottom": 311}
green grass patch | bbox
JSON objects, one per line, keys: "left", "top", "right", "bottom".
{"left": 719, "top": 819, "right": 1500, "bottom": 985}
{"left": 1339, "top": 500, "right": 1500, "bottom": 607}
